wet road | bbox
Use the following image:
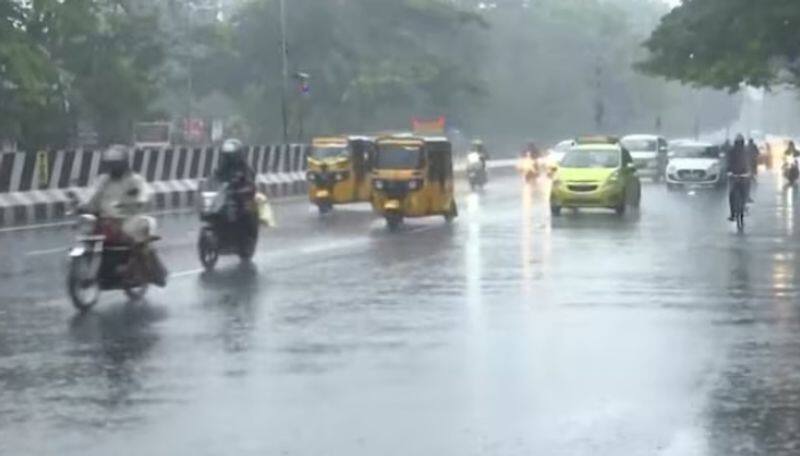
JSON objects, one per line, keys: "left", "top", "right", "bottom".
{"left": 1, "top": 173, "right": 800, "bottom": 455}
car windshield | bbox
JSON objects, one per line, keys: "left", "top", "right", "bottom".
{"left": 672, "top": 145, "right": 719, "bottom": 158}
{"left": 311, "top": 146, "right": 349, "bottom": 159}
{"left": 375, "top": 145, "right": 422, "bottom": 169}
{"left": 561, "top": 149, "right": 620, "bottom": 168}
{"left": 621, "top": 139, "right": 657, "bottom": 151}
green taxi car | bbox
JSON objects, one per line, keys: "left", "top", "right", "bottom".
{"left": 550, "top": 143, "right": 641, "bottom": 216}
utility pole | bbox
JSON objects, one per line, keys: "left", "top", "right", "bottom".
{"left": 279, "top": 0, "right": 289, "bottom": 143}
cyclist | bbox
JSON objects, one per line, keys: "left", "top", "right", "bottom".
{"left": 727, "top": 134, "right": 751, "bottom": 222}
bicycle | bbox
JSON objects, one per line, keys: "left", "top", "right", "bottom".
{"left": 729, "top": 173, "right": 750, "bottom": 232}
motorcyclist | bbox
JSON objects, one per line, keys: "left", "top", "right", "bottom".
{"left": 785, "top": 141, "right": 800, "bottom": 159}
{"left": 727, "top": 135, "right": 752, "bottom": 221}
{"left": 470, "top": 139, "right": 489, "bottom": 167}
{"left": 211, "top": 138, "right": 259, "bottom": 238}
{"left": 83, "top": 144, "right": 166, "bottom": 286}
{"left": 747, "top": 138, "right": 760, "bottom": 177}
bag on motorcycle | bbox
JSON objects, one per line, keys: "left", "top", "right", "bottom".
{"left": 147, "top": 250, "right": 168, "bottom": 287}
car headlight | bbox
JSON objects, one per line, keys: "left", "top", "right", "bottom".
{"left": 551, "top": 179, "right": 562, "bottom": 188}
{"left": 667, "top": 165, "right": 676, "bottom": 175}
{"left": 605, "top": 171, "right": 620, "bottom": 185}
{"left": 407, "top": 179, "right": 423, "bottom": 191}
{"left": 708, "top": 163, "right": 720, "bottom": 173}
{"left": 373, "top": 179, "right": 385, "bottom": 190}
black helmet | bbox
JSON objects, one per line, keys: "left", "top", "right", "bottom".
{"left": 103, "top": 144, "right": 131, "bottom": 179}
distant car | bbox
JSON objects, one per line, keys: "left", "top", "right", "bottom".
{"left": 550, "top": 139, "right": 641, "bottom": 216}
{"left": 665, "top": 141, "right": 727, "bottom": 191}
{"left": 620, "top": 134, "right": 668, "bottom": 182}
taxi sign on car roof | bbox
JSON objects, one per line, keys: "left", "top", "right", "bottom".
{"left": 575, "top": 135, "right": 619, "bottom": 145}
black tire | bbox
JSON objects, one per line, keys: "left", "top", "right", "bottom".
{"left": 444, "top": 201, "right": 458, "bottom": 223}
{"left": 67, "top": 256, "right": 100, "bottom": 312}
{"left": 615, "top": 196, "right": 627, "bottom": 216}
{"left": 386, "top": 215, "right": 402, "bottom": 231}
{"left": 632, "top": 185, "right": 641, "bottom": 208}
{"left": 198, "top": 229, "right": 219, "bottom": 271}
{"left": 550, "top": 205, "right": 562, "bottom": 217}
{"left": 238, "top": 235, "right": 257, "bottom": 261}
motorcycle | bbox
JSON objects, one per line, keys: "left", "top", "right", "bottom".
{"left": 466, "top": 153, "right": 487, "bottom": 190}
{"left": 197, "top": 180, "right": 260, "bottom": 271}
{"left": 66, "top": 211, "right": 164, "bottom": 311}
{"left": 784, "top": 156, "right": 799, "bottom": 186}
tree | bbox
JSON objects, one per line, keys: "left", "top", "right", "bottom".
{"left": 0, "top": 0, "right": 165, "bottom": 149}
{"left": 192, "top": 0, "right": 488, "bottom": 142}
{"left": 638, "top": 0, "right": 800, "bottom": 91}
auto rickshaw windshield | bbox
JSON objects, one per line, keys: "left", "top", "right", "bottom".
{"left": 375, "top": 145, "right": 423, "bottom": 169}
{"left": 312, "top": 146, "right": 350, "bottom": 159}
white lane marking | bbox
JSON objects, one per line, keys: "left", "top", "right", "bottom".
{"left": 26, "top": 247, "right": 67, "bottom": 257}
{"left": 0, "top": 221, "right": 73, "bottom": 233}
{"left": 169, "top": 237, "right": 372, "bottom": 280}
{"left": 170, "top": 268, "right": 205, "bottom": 278}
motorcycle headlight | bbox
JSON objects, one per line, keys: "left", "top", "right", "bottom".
{"left": 373, "top": 179, "right": 385, "bottom": 190}
{"left": 467, "top": 153, "right": 481, "bottom": 165}
{"left": 76, "top": 213, "right": 97, "bottom": 235}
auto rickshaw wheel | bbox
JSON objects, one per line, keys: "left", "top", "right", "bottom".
{"left": 386, "top": 214, "right": 402, "bottom": 231}
{"left": 444, "top": 201, "right": 458, "bottom": 223}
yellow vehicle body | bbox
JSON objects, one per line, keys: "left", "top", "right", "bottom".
{"left": 307, "top": 136, "right": 375, "bottom": 213}
{"left": 370, "top": 136, "right": 458, "bottom": 229}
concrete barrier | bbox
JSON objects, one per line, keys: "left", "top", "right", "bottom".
{"left": 0, "top": 148, "right": 518, "bottom": 227}
{"left": 0, "top": 145, "right": 310, "bottom": 227}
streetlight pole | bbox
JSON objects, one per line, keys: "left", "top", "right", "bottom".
{"left": 279, "top": 0, "right": 289, "bottom": 143}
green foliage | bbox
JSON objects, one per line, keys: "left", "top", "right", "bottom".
{"left": 639, "top": 0, "right": 800, "bottom": 91}
{"left": 192, "top": 0, "right": 488, "bottom": 141}
{"left": 0, "top": 0, "right": 165, "bottom": 149}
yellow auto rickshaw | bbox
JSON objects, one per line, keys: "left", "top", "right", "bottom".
{"left": 371, "top": 135, "right": 458, "bottom": 230}
{"left": 306, "top": 135, "right": 376, "bottom": 214}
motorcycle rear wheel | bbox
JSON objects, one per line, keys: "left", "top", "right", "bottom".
{"left": 67, "top": 256, "right": 100, "bottom": 311}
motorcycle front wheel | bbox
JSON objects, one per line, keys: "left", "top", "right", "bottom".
{"left": 67, "top": 255, "right": 100, "bottom": 311}
{"left": 198, "top": 229, "right": 219, "bottom": 271}
{"left": 124, "top": 284, "right": 149, "bottom": 301}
